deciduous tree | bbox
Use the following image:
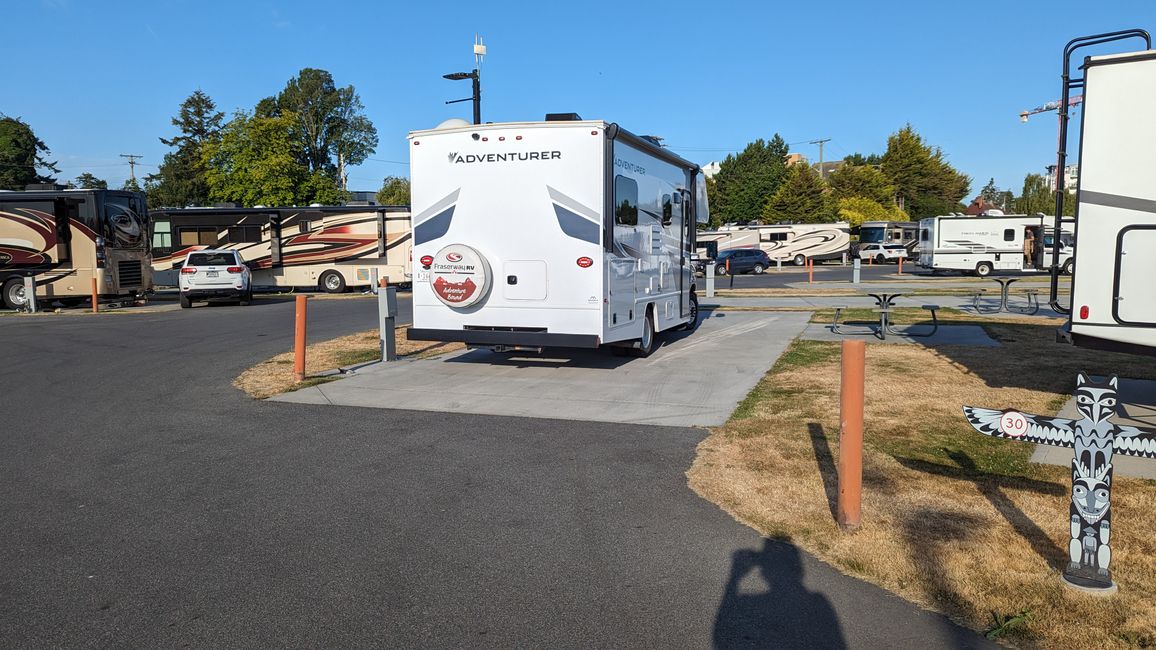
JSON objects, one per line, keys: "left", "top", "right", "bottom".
{"left": 0, "top": 115, "right": 58, "bottom": 190}
{"left": 836, "top": 196, "right": 907, "bottom": 227}
{"left": 376, "top": 176, "right": 411, "bottom": 205}
{"left": 203, "top": 111, "right": 308, "bottom": 207}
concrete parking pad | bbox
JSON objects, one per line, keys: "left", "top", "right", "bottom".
{"left": 799, "top": 322, "right": 1000, "bottom": 346}
{"left": 272, "top": 310, "right": 812, "bottom": 427}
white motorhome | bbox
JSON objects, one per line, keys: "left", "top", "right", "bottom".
{"left": 406, "top": 117, "right": 707, "bottom": 356}
{"left": 696, "top": 222, "right": 850, "bottom": 265}
{"left": 917, "top": 214, "right": 1074, "bottom": 276}
{"left": 1062, "top": 43, "right": 1156, "bottom": 354}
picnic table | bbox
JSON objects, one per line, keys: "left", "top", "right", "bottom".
{"left": 831, "top": 292, "right": 940, "bottom": 340}
{"left": 971, "top": 277, "right": 1040, "bottom": 315}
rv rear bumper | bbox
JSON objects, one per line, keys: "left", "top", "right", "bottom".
{"left": 407, "top": 328, "right": 601, "bottom": 349}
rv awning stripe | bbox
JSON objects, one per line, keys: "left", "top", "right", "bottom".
{"left": 1081, "top": 190, "right": 1156, "bottom": 215}
{"left": 413, "top": 189, "right": 460, "bottom": 224}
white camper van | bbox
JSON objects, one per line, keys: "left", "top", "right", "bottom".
{"left": 1061, "top": 43, "right": 1156, "bottom": 355}
{"left": 696, "top": 222, "right": 850, "bottom": 265}
{"left": 406, "top": 117, "right": 707, "bottom": 356}
{"left": 917, "top": 214, "right": 1073, "bottom": 276}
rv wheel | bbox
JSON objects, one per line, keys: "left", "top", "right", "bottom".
{"left": 320, "top": 270, "right": 347, "bottom": 294}
{"left": 2, "top": 278, "right": 28, "bottom": 310}
{"left": 794, "top": 254, "right": 806, "bottom": 266}
{"left": 634, "top": 313, "right": 656, "bottom": 358}
{"left": 975, "top": 262, "right": 993, "bottom": 277}
{"left": 679, "top": 294, "right": 700, "bottom": 331}
{"left": 1062, "top": 259, "right": 1074, "bottom": 275}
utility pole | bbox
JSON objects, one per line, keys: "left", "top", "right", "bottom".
{"left": 119, "top": 154, "right": 143, "bottom": 182}
{"left": 809, "top": 139, "right": 831, "bottom": 178}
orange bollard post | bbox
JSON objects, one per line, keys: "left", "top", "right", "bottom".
{"left": 898, "top": 256, "right": 904, "bottom": 275}
{"left": 808, "top": 258, "right": 813, "bottom": 284}
{"left": 838, "top": 339, "right": 865, "bottom": 532}
{"left": 294, "top": 295, "right": 308, "bottom": 382}
{"left": 91, "top": 277, "right": 99, "bottom": 313}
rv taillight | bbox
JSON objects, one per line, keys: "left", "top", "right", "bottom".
{"left": 590, "top": 131, "right": 598, "bottom": 136}
{"left": 1080, "top": 305, "right": 1089, "bottom": 319}
{"left": 180, "top": 267, "right": 197, "bottom": 274}
{"left": 576, "top": 256, "right": 593, "bottom": 268}
{"left": 420, "top": 255, "right": 434, "bottom": 267}
{"left": 226, "top": 266, "right": 243, "bottom": 273}
{"left": 498, "top": 136, "right": 505, "bottom": 141}
{"left": 516, "top": 135, "right": 523, "bottom": 141}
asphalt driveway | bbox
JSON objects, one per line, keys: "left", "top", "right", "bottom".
{"left": 0, "top": 296, "right": 992, "bottom": 648}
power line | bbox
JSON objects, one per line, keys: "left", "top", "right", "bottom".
{"left": 119, "top": 154, "right": 143, "bottom": 181}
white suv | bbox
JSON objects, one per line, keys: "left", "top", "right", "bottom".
{"left": 178, "top": 249, "right": 252, "bottom": 308}
{"left": 858, "top": 243, "right": 908, "bottom": 264}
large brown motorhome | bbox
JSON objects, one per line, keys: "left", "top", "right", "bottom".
{"left": 0, "top": 187, "right": 151, "bottom": 309}
{"left": 150, "top": 205, "right": 411, "bottom": 292}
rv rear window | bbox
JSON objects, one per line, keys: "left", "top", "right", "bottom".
{"left": 614, "top": 176, "right": 638, "bottom": 226}
{"left": 920, "top": 230, "right": 929, "bottom": 241}
{"left": 227, "top": 226, "right": 261, "bottom": 244}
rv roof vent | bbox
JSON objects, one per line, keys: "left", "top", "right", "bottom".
{"left": 435, "top": 118, "right": 471, "bottom": 130}
{"left": 545, "top": 113, "right": 582, "bottom": 121}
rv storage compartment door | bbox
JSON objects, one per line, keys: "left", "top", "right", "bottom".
{"left": 1115, "top": 228, "right": 1156, "bottom": 325}
{"left": 503, "top": 260, "right": 547, "bottom": 300}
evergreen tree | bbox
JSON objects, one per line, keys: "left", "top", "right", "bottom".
{"left": 710, "top": 135, "right": 790, "bottom": 225}
{"left": 880, "top": 125, "right": 970, "bottom": 218}
{"left": 74, "top": 172, "right": 108, "bottom": 189}
{"left": 122, "top": 177, "right": 142, "bottom": 192}
{"left": 0, "top": 115, "right": 59, "bottom": 190}
{"left": 146, "top": 90, "right": 224, "bottom": 207}
{"left": 827, "top": 164, "right": 895, "bottom": 205}
{"left": 376, "top": 176, "right": 411, "bottom": 205}
{"left": 762, "top": 164, "right": 835, "bottom": 223}
{"left": 843, "top": 152, "right": 882, "bottom": 167}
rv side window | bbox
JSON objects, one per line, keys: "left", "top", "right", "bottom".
{"left": 178, "top": 226, "right": 219, "bottom": 246}
{"left": 152, "top": 219, "right": 172, "bottom": 253}
{"left": 226, "top": 225, "right": 261, "bottom": 244}
{"left": 761, "top": 232, "right": 787, "bottom": 242}
{"left": 920, "top": 230, "right": 929, "bottom": 241}
{"left": 1003, "top": 229, "right": 1015, "bottom": 242}
{"left": 299, "top": 219, "right": 313, "bottom": 234}
{"left": 662, "top": 194, "right": 672, "bottom": 224}
{"left": 614, "top": 176, "right": 638, "bottom": 226}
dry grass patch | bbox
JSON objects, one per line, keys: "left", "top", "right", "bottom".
{"left": 234, "top": 327, "right": 464, "bottom": 399}
{"left": 689, "top": 321, "right": 1156, "bottom": 647}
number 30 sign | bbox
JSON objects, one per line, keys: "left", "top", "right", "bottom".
{"left": 1000, "top": 411, "right": 1029, "bottom": 437}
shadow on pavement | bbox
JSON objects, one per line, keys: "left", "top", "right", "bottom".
{"left": 712, "top": 539, "right": 846, "bottom": 649}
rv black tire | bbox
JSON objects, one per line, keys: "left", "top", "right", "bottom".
{"left": 794, "top": 254, "right": 806, "bottom": 266}
{"left": 679, "top": 293, "right": 700, "bottom": 331}
{"left": 2, "top": 278, "right": 28, "bottom": 310}
{"left": 1062, "top": 259, "right": 1074, "bottom": 275}
{"left": 179, "top": 295, "right": 192, "bottom": 309}
{"left": 753, "top": 264, "right": 765, "bottom": 275}
{"left": 975, "top": 262, "right": 993, "bottom": 277}
{"left": 634, "top": 312, "right": 656, "bottom": 358}
{"left": 320, "top": 270, "right": 346, "bottom": 294}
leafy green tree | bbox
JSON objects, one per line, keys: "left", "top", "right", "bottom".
{"left": 122, "top": 177, "right": 142, "bottom": 192}
{"left": 376, "top": 176, "right": 411, "bottom": 205}
{"left": 978, "top": 177, "right": 1014, "bottom": 211}
{"left": 880, "top": 125, "right": 970, "bottom": 218}
{"left": 1014, "top": 173, "right": 1075, "bottom": 216}
{"left": 710, "top": 135, "right": 790, "bottom": 225}
{"left": 146, "top": 90, "right": 224, "bottom": 207}
{"left": 203, "top": 111, "right": 308, "bottom": 207}
{"left": 265, "top": 68, "right": 378, "bottom": 188}
{"left": 827, "top": 164, "right": 895, "bottom": 205}
{"left": 837, "top": 196, "right": 907, "bottom": 227}
{"left": 0, "top": 115, "right": 59, "bottom": 190}
{"left": 762, "top": 164, "right": 835, "bottom": 223}
{"left": 843, "top": 152, "right": 882, "bottom": 167}
{"left": 74, "top": 172, "right": 108, "bottom": 189}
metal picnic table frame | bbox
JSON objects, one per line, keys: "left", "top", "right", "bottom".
{"left": 972, "top": 277, "right": 1040, "bottom": 315}
{"left": 831, "top": 292, "right": 940, "bottom": 340}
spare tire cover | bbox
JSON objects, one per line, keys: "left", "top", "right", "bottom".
{"left": 429, "top": 243, "right": 491, "bottom": 308}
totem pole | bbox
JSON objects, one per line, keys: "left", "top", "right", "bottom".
{"left": 962, "top": 373, "right": 1156, "bottom": 593}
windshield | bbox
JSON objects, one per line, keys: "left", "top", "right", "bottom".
{"left": 103, "top": 194, "right": 147, "bottom": 249}
{"left": 188, "top": 252, "right": 239, "bottom": 266}
{"left": 859, "top": 227, "right": 885, "bottom": 244}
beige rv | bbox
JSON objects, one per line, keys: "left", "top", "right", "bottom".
{"left": 150, "top": 205, "right": 411, "bottom": 292}
{"left": 0, "top": 188, "right": 151, "bottom": 309}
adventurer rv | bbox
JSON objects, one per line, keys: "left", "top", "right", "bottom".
{"left": 0, "top": 187, "right": 151, "bottom": 309}
{"left": 696, "top": 222, "right": 850, "bottom": 265}
{"left": 917, "top": 214, "right": 1074, "bottom": 276}
{"left": 1057, "top": 39, "right": 1156, "bottom": 355}
{"left": 151, "top": 205, "right": 411, "bottom": 292}
{"left": 406, "top": 116, "right": 707, "bottom": 356}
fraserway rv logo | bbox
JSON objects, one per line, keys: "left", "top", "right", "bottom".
{"left": 428, "top": 243, "right": 491, "bottom": 308}
{"left": 447, "top": 151, "right": 563, "bottom": 164}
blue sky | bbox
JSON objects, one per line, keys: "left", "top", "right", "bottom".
{"left": 4, "top": 1, "right": 1154, "bottom": 198}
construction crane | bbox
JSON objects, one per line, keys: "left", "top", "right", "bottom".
{"left": 1019, "top": 95, "right": 1083, "bottom": 122}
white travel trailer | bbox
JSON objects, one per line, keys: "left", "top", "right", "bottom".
{"left": 406, "top": 116, "right": 707, "bottom": 356}
{"left": 917, "top": 214, "right": 1073, "bottom": 276}
{"left": 1059, "top": 40, "right": 1156, "bottom": 355}
{"left": 696, "top": 222, "right": 850, "bottom": 265}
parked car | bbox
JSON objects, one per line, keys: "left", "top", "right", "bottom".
{"left": 178, "top": 249, "right": 252, "bottom": 308}
{"left": 714, "top": 248, "right": 772, "bottom": 275}
{"left": 858, "top": 243, "right": 908, "bottom": 264}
